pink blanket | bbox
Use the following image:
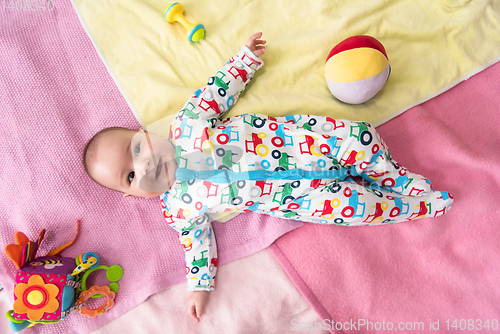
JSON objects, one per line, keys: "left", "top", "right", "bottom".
{"left": 0, "top": 3, "right": 301, "bottom": 333}
{"left": 270, "top": 61, "right": 500, "bottom": 333}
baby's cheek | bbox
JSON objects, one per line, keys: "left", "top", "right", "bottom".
{"left": 167, "top": 163, "right": 178, "bottom": 185}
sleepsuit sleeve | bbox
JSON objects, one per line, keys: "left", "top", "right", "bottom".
{"left": 163, "top": 46, "right": 262, "bottom": 291}
{"left": 175, "top": 46, "right": 264, "bottom": 126}
{"left": 162, "top": 199, "right": 217, "bottom": 291}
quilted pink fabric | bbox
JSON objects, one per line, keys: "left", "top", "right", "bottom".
{"left": 0, "top": 3, "right": 301, "bottom": 333}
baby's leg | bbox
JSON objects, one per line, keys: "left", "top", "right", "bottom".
{"left": 270, "top": 180, "right": 453, "bottom": 226}
{"left": 271, "top": 115, "right": 432, "bottom": 196}
{"left": 335, "top": 122, "right": 432, "bottom": 197}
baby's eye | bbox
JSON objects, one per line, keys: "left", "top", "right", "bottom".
{"left": 134, "top": 143, "right": 141, "bottom": 156}
{"left": 128, "top": 171, "right": 135, "bottom": 184}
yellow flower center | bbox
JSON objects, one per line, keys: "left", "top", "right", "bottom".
{"left": 27, "top": 290, "right": 44, "bottom": 305}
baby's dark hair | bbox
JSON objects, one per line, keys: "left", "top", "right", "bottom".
{"left": 83, "top": 126, "right": 132, "bottom": 192}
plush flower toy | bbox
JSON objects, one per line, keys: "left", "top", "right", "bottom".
{"left": 3, "top": 221, "right": 123, "bottom": 332}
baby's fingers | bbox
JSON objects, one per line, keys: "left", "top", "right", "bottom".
{"left": 252, "top": 46, "right": 266, "bottom": 57}
{"left": 246, "top": 32, "right": 266, "bottom": 57}
{"left": 188, "top": 304, "right": 200, "bottom": 322}
{"left": 196, "top": 299, "right": 205, "bottom": 319}
{"left": 248, "top": 32, "right": 263, "bottom": 42}
{"left": 247, "top": 32, "right": 264, "bottom": 47}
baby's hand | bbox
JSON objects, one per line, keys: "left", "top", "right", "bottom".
{"left": 186, "top": 290, "right": 209, "bottom": 322}
{"left": 246, "top": 32, "right": 266, "bottom": 57}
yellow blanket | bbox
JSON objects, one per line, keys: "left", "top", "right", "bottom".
{"left": 72, "top": 0, "right": 500, "bottom": 130}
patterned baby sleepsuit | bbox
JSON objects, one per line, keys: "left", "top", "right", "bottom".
{"left": 160, "top": 46, "right": 454, "bottom": 291}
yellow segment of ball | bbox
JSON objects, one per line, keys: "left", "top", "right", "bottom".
{"left": 325, "top": 48, "right": 388, "bottom": 83}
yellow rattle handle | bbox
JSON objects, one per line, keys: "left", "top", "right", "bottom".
{"left": 71, "top": 256, "right": 97, "bottom": 276}
{"left": 165, "top": 2, "right": 205, "bottom": 43}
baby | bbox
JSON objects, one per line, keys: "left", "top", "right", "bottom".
{"left": 83, "top": 32, "right": 453, "bottom": 322}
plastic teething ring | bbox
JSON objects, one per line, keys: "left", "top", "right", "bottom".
{"left": 75, "top": 286, "right": 115, "bottom": 318}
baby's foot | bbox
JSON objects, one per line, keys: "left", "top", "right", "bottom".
{"left": 363, "top": 188, "right": 453, "bottom": 224}
{"left": 404, "top": 190, "right": 453, "bottom": 221}
{"left": 378, "top": 168, "right": 432, "bottom": 197}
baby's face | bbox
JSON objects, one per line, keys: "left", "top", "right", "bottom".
{"left": 91, "top": 128, "right": 177, "bottom": 198}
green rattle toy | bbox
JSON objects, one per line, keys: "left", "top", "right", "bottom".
{"left": 165, "top": 2, "right": 205, "bottom": 43}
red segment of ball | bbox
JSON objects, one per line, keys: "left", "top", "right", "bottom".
{"left": 326, "top": 35, "right": 388, "bottom": 62}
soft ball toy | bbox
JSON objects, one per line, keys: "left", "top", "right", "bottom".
{"left": 325, "top": 35, "right": 391, "bottom": 104}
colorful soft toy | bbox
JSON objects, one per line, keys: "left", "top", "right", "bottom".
{"left": 3, "top": 221, "right": 123, "bottom": 332}
{"left": 325, "top": 35, "right": 391, "bottom": 104}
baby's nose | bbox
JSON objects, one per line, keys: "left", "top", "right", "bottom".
{"left": 139, "top": 158, "right": 152, "bottom": 175}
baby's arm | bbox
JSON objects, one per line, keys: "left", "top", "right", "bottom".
{"left": 174, "top": 214, "right": 217, "bottom": 292}
{"left": 176, "top": 33, "right": 265, "bottom": 124}
{"left": 167, "top": 213, "right": 216, "bottom": 322}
